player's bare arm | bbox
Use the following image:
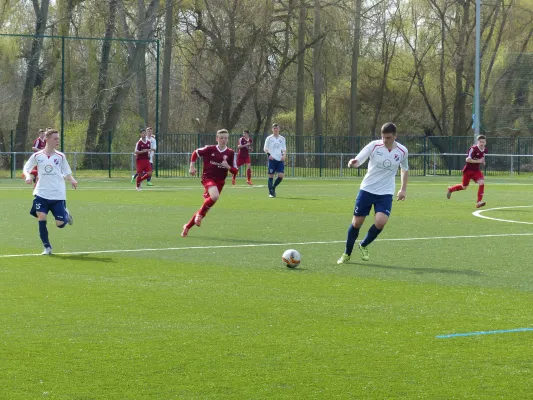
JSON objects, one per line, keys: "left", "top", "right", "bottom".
{"left": 189, "top": 162, "right": 197, "bottom": 176}
{"left": 397, "top": 169, "right": 408, "bottom": 201}
{"left": 65, "top": 175, "right": 78, "bottom": 189}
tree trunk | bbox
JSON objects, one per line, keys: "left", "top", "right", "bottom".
{"left": 14, "top": 0, "right": 50, "bottom": 164}
{"left": 295, "top": 0, "right": 307, "bottom": 162}
{"left": 349, "top": 0, "right": 362, "bottom": 138}
{"left": 452, "top": 0, "right": 470, "bottom": 137}
{"left": 312, "top": 0, "right": 323, "bottom": 167}
{"left": 85, "top": 0, "right": 117, "bottom": 161}
{"left": 159, "top": 0, "right": 174, "bottom": 136}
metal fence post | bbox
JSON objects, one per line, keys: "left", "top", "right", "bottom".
{"left": 108, "top": 131, "right": 112, "bottom": 178}
{"left": 10, "top": 130, "right": 14, "bottom": 179}
{"left": 510, "top": 154, "right": 513, "bottom": 175}
{"left": 340, "top": 153, "right": 343, "bottom": 177}
{"left": 131, "top": 153, "right": 135, "bottom": 175}
{"left": 291, "top": 153, "right": 295, "bottom": 177}
{"left": 423, "top": 136, "right": 427, "bottom": 176}
{"left": 433, "top": 153, "right": 436, "bottom": 176}
{"left": 73, "top": 152, "right": 77, "bottom": 177}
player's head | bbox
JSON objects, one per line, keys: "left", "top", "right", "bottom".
{"left": 146, "top": 127, "right": 153, "bottom": 137}
{"left": 216, "top": 129, "right": 229, "bottom": 147}
{"left": 477, "top": 135, "right": 486, "bottom": 147}
{"left": 380, "top": 122, "right": 397, "bottom": 147}
{"left": 272, "top": 123, "right": 280, "bottom": 135}
{"left": 45, "top": 129, "right": 60, "bottom": 148}
{"left": 38, "top": 128, "right": 45, "bottom": 138}
{"left": 243, "top": 129, "right": 250, "bottom": 137}
{"left": 140, "top": 128, "right": 147, "bottom": 139}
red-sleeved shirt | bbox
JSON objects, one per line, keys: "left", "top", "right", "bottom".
{"left": 33, "top": 137, "right": 46, "bottom": 152}
{"left": 237, "top": 136, "right": 252, "bottom": 159}
{"left": 463, "top": 145, "right": 487, "bottom": 172}
{"left": 135, "top": 139, "right": 151, "bottom": 160}
{"left": 196, "top": 145, "right": 237, "bottom": 181}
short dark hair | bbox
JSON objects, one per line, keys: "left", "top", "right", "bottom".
{"left": 38, "top": 129, "right": 45, "bottom": 133}
{"left": 140, "top": 128, "right": 146, "bottom": 133}
{"left": 477, "top": 135, "right": 486, "bottom": 141}
{"left": 243, "top": 130, "right": 250, "bottom": 134}
{"left": 381, "top": 122, "right": 397, "bottom": 135}
{"left": 272, "top": 123, "right": 279, "bottom": 128}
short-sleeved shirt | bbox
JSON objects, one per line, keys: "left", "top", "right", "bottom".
{"left": 237, "top": 136, "right": 252, "bottom": 159}
{"left": 135, "top": 139, "right": 151, "bottom": 161}
{"left": 33, "top": 137, "right": 46, "bottom": 152}
{"left": 196, "top": 145, "right": 236, "bottom": 181}
{"left": 23, "top": 150, "right": 73, "bottom": 200}
{"left": 263, "top": 134, "right": 286, "bottom": 161}
{"left": 355, "top": 140, "right": 409, "bottom": 196}
{"left": 463, "top": 145, "right": 487, "bottom": 172}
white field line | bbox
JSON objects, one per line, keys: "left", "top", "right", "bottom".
{"left": 472, "top": 205, "right": 533, "bottom": 225}
{"left": 2, "top": 232, "right": 533, "bottom": 259}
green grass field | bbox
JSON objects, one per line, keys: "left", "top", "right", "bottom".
{"left": 1, "top": 176, "right": 532, "bottom": 399}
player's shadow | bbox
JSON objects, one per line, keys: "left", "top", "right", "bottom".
{"left": 54, "top": 254, "right": 116, "bottom": 263}
{"left": 362, "top": 263, "right": 484, "bottom": 276}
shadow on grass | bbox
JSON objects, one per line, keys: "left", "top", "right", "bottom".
{"left": 54, "top": 254, "right": 116, "bottom": 263}
{"left": 361, "top": 262, "right": 484, "bottom": 276}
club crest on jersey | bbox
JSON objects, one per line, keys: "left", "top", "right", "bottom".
{"left": 45, "top": 165, "right": 53, "bottom": 173}
{"left": 54, "top": 158, "right": 60, "bottom": 165}
{"left": 394, "top": 154, "right": 400, "bottom": 161}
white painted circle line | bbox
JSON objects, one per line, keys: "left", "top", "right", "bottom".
{"left": 472, "top": 205, "right": 533, "bottom": 225}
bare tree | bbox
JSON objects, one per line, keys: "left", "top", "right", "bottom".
{"left": 159, "top": 0, "right": 175, "bottom": 137}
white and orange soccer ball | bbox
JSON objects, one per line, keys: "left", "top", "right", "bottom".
{"left": 282, "top": 249, "right": 301, "bottom": 268}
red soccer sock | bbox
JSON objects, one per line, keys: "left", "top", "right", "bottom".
{"left": 186, "top": 214, "right": 196, "bottom": 229}
{"left": 246, "top": 168, "right": 252, "bottom": 181}
{"left": 136, "top": 173, "right": 149, "bottom": 186}
{"left": 449, "top": 184, "right": 464, "bottom": 193}
{"left": 198, "top": 197, "right": 216, "bottom": 217}
{"left": 477, "top": 184, "right": 484, "bottom": 202}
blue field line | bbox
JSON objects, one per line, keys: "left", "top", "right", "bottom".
{"left": 437, "top": 327, "right": 533, "bottom": 338}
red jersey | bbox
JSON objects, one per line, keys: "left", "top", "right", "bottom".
{"left": 196, "top": 145, "right": 236, "bottom": 181}
{"left": 463, "top": 145, "right": 487, "bottom": 172}
{"left": 33, "top": 137, "right": 46, "bottom": 152}
{"left": 135, "top": 139, "right": 151, "bottom": 160}
{"left": 237, "top": 136, "right": 252, "bottom": 159}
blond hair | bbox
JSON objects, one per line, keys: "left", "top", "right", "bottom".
{"left": 45, "top": 129, "right": 59, "bottom": 139}
{"left": 216, "top": 129, "right": 229, "bottom": 136}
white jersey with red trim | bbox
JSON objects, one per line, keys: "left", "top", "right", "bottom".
{"left": 354, "top": 140, "right": 409, "bottom": 195}
{"left": 23, "top": 150, "right": 73, "bottom": 200}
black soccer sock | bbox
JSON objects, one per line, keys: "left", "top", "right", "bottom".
{"left": 274, "top": 177, "right": 283, "bottom": 188}
{"left": 38, "top": 220, "right": 50, "bottom": 247}
{"left": 345, "top": 224, "right": 360, "bottom": 256}
{"left": 268, "top": 177, "right": 273, "bottom": 191}
{"left": 360, "top": 224, "right": 382, "bottom": 247}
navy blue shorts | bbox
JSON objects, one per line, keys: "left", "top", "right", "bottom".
{"left": 268, "top": 159, "right": 285, "bottom": 174}
{"left": 354, "top": 190, "right": 393, "bottom": 217}
{"left": 30, "top": 196, "right": 68, "bottom": 223}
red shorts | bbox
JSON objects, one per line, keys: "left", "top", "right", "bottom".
{"left": 136, "top": 159, "right": 152, "bottom": 174}
{"left": 462, "top": 170, "right": 484, "bottom": 186}
{"left": 202, "top": 179, "right": 225, "bottom": 199}
{"left": 237, "top": 157, "right": 251, "bottom": 167}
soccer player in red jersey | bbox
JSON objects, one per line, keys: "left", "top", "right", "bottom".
{"left": 447, "top": 135, "right": 488, "bottom": 208}
{"left": 134, "top": 128, "right": 153, "bottom": 191}
{"left": 232, "top": 129, "right": 253, "bottom": 185}
{"left": 27, "top": 128, "right": 46, "bottom": 183}
{"left": 181, "top": 129, "right": 238, "bottom": 237}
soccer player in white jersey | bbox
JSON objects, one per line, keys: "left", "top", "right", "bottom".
{"left": 337, "top": 122, "right": 409, "bottom": 264}
{"left": 263, "top": 123, "right": 287, "bottom": 197}
{"left": 23, "top": 129, "right": 78, "bottom": 255}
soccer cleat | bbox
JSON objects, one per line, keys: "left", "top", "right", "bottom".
{"left": 194, "top": 213, "right": 203, "bottom": 227}
{"left": 41, "top": 247, "right": 52, "bottom": 255}
{"left": 181, "top": 224, "right": 189, "bottom": 237}
{"left": 446, "top": 187, "right": 452, "bottom": 199}
{"left": 359, "top": 243, "right": 369, "bottom": 261}
{"left": 337, "top": 253, "right": 350, "bottom": 264}
{"left": 65, "top": 208, "right": 73, "bottom": 225}
{"left": 232, "top": 175, "right": 236, "bottom": 185}
{"left": 269, "top": 193, "right": 274, "bottom": 198}
{"left": 247, "top": 180, "right": 253, "bottom": 186}
{"left": 146, "top": 181, "right": 154, "bottom": 186}
{"left": 136, "top": 186, "right": 141, "bottom": 191}
{"left": 476, "top": 201, "right": 486, "bottom": 208}
{"left": 131, "top": 175, "right": 135, "bottom": 184}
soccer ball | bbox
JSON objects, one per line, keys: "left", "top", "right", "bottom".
{"left": 282, "top": 249, "right": 301, "bottom": 268}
